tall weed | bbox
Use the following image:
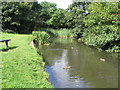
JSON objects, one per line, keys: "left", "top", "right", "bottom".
{"left": 32, "top": 31, "right": 50, "bottom": 45}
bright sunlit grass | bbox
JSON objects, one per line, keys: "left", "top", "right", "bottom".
{"left": 1, "top": 33, "right": 52, "bottom": 88}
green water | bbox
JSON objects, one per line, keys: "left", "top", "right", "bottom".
{"left": 38, "top": 38, "right": 118, "bottom": 88}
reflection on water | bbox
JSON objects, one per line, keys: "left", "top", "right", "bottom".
{"left": 39, "top": 38, "right": 118, "bottom": 88}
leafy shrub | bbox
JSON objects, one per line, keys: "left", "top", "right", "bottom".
{"left": 72, "top": 27, "right": 84, "bottom": 38}
{"left": 81, "top": 25, "right": 120, "bottom": 53}
{"left": 80, "top": 2, "right": 120, "bottom": 53}
{"left": 32, "top": 31, "right": 50, "bottom": 45}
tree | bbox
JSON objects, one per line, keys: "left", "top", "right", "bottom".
{"left": 64, "top": 2, "right": 90, "bottom": 38}
{"left": 39, "top": 2, "right": 57, "bottom": 28}
{"left": 46, "top": 9, "right": 66, "bottom": 28}
{"left": 82, "top": 2, "right": 120, "bottom": 52}
{"left": 2, "top": 2, "right": 39, "bottom": 33}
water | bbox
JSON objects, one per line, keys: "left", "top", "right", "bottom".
{"left": 38, "top": 38, "right": 118, "bottom": 88}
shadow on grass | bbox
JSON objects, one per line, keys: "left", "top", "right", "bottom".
{"left": 0, "top": 46, "right": 18, "bottom": 52}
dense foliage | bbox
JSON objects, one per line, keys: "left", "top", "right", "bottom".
{"left": 32, "top": 31, "right": 50, "bottom": 45}
{"left": 2, "top": 2, "right": 37, "bottom": 33}
{"left": 1, "top": 1, "right": 120, "bottom": 52}
{"left": 46, "top": 9, "right": 66, "bottom": 28}
{"left": 1, "top": 2, "right": 57, "bottom": 33}
{"left": 82, "top": 2, "right": 120, "bottom": 52}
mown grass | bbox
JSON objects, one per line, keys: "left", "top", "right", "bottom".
{"left": 0, "top": 33, "right": 52, "bottom": 88}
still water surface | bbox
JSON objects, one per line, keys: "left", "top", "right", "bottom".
{"left": 39, "top": 38, "right": 118, "bottom": 88}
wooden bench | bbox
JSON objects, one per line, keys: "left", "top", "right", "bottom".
{"left": 0, "top": 39, "right": 11, "bottom": 47}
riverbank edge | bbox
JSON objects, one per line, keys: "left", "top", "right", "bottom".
{"left": 1, "top": 33, "right": 53, "bottom": 88}
{"left": 47, "top": 28, "right": 120, "bottom": 53}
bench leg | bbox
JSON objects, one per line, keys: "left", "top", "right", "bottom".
{"left": 5, "top": 41, "right": 9, "bottom": 47}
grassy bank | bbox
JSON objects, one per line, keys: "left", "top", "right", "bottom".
{"left": 0, "top": 33, "right": 52, "bottom": 88}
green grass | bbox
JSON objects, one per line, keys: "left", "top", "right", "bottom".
{"left": 0, "top": 33, "right": 52, "bottom": 88}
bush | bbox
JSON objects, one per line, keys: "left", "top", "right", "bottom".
{"left": 81, "top": 25, "right": 120, "bottom": 53}
{"left": 32, "top": 31, "right": 50, "bottom": 45}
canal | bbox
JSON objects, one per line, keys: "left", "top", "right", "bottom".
{"left": 38, "top": 38, "right": 118, "bottom": 88}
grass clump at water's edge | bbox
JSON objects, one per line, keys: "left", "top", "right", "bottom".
{"left": 32, "top": 31, "right": 50, "bottom": 46}
{"left": 0, "top": 33, "right": 53, "bottom": 88}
